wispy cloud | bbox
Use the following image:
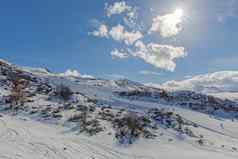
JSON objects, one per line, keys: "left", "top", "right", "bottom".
{"left": 110, "top": 49, "right": 129, "bottom": 59}
{"left": 90, "top": 24, "right": 108, "bottom": 38}
{"left": 109, "top": 24, "right": 143, "bottom": 45}
{"left": 91, "top": 24, "right": 143, "bottom": 45}
{"left": 139, "top": 70, "right": 163, "bottom": 76}
{"left": 105, "top": 1, "right": 132, "bottom": 17}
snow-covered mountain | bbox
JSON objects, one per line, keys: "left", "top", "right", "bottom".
{"left": 159, "top": 71, "right": 238, "bottom": 101}
{"left": 1, "top": 59, "right": 238, "bottom": 159}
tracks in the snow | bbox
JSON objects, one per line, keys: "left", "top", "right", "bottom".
{"left": 0, "top": 116, "right": 154, "bottom": 159}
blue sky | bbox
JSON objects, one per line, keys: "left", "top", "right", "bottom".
{"left": 0, "top": 0, "right": 238, "bottom": 84}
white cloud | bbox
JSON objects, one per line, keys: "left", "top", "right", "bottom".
{"left": 63, "top": 69, "right": 81, "bottom": 77}
{"left": 91, "top": 24, "right": 108, "bottom": 37}
{"left": 150, "top": 9, "right": 184, "bottom": 38}
{"left": 133, "top": 41, "right": 186, "bottom": 71}
{"left": 109, "top": 24, "right": 124, "bottom": 41}
{"left": 109, "top": 24, "right": 143, "bottom": 45}
{"left": 61, "top": 69, "right": 94, "bottom": 79}
{"left": 134, "top": 40, "right": 146, "bottom": 50}
{"left": 105, "top": 1, "right": 138, "bottom": 29}
{"left": 91, "top": 24, "right": 143, "bottom": 45}
{"left": 123, "top": 7, "right": 139, "bottom": 29}
{"left": 106, "top": 1, "right": 132, "bottom": 17}
{"left": 110, "top": 49, "right": 129, "bottom": 59}
{"left": 161, "top": 71, "right": 238, "bottom": 95}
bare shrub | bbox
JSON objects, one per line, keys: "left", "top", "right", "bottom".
{"left": 160, "top": 90, "right": 170, "bottom": 100}
{"left": 68, "top": 113, "right": 84, "bottom": 122}
{"left": 148, "top": 108, "right": 197, "bottom": 137}
{"left": 8, "top": 76, "right": 28, "bottom": 110}
{"left": 113, "top": 112, "right": 155, "bottom": 144}
{"left": 55, "top": 84, "right": 73, "bottom": 101}
{"left": 98, "top": 108, "right": 115, "bottom": 121}
{"left": 79, "top": 109, "right": 88, "bottom": 130}
{"left": 84, "top": 119, "right": 103, "bottom": 136}
{"left": 68, "top": 107, "right": 103, "bottom": 136}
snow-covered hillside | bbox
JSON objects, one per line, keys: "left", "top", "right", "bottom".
{"left": 1, "top": 59, "right": 238, "bottom": 159}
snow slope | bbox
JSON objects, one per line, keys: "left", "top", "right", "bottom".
{"left": 1, "top": 59, "right": 238, "bottom": 158}
{"left": 1, "top": 114, "right": 238, "bottom": 159}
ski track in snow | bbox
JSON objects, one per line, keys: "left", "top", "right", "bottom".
{"left": 0, "top": 115, "right": 238, "bottom": 159}
{"left": 0, "top": 115, "right": 155, "bottom": 159}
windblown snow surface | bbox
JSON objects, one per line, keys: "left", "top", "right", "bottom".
{"left": 1, "top": 59, "right": 238, "bottom": 159}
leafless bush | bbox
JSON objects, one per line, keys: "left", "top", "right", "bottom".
{"left": 68, "top": 113, "right": 85, "bottom": 122}
{"left": 83, "top": 119, "right": 103, "bottom": 136}
{"left": 159, "top": 90, "right": 170, "bottom": 100}
{"left": 113, "top": 112, "right": 155, "bottom": 144}
{"left": 68, "top": 108, "right": 103, "bottom": 136}
{"left": 8, "top": 76, "right": 28, "bottom": 110}
{"left": 98, "top": 108, "right": 115, "bottom": 121}
{"left": 55, "top": 84, "right": 73, "bottom": 101}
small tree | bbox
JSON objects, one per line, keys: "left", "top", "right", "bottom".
{"left": 55, "top": 84, "right": 73, "bottom": 101}
{"left": 79, "top": 107, "right": 88, "bottom": 131}
{"left": 68, "top": 106, "right": 103, "bottom": 135}
{"left": 160, "top": 90, "right": 169, "bottom": 100}
{"left": 176, "top": 114, "right": 183, "bottom": 131}
{"left": 113, "top": 112, "right": 144, "bottom": 144}
{"left": 68, "top": 106, "right": 89, "bottom": 130}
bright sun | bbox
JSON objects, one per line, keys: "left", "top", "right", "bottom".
{"left": 163, "top": 8, "right": 184, "bottom": 27}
